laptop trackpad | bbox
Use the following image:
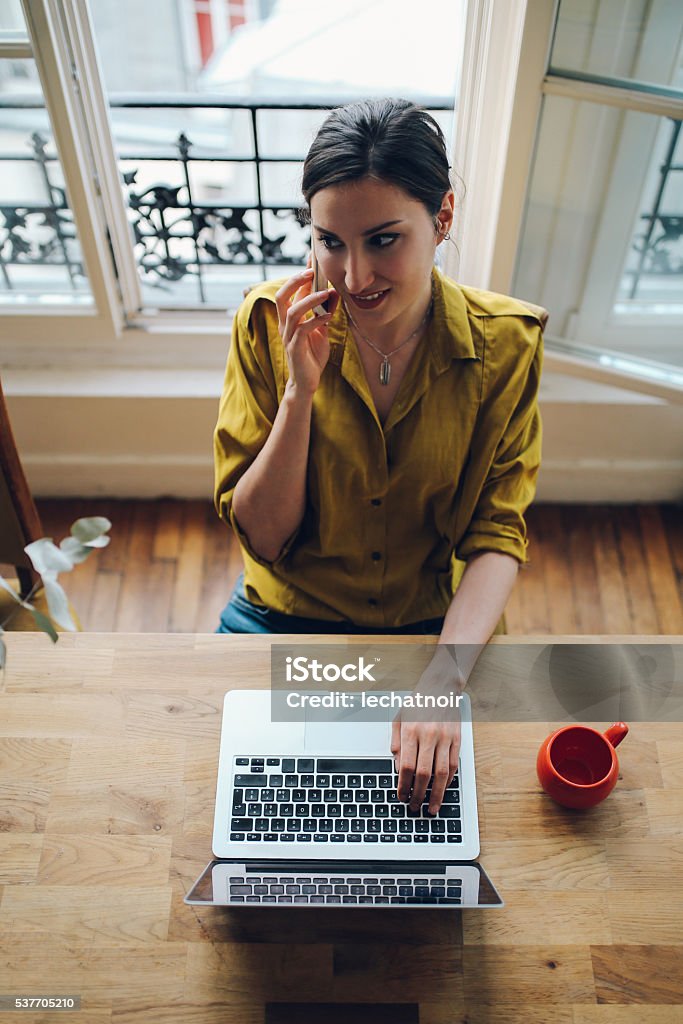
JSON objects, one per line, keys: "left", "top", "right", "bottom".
{"left": 304, "top": 717, "right": 391, "bottom": 754}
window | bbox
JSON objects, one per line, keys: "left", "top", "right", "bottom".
{"left": 0, "top": 0, "right": 465, "bottom": 344}
{"left": 512, "top": 0, "right": 683, "bottom": 380}
{"left": 0, "top": 7, "right": 93, "bottom": 307}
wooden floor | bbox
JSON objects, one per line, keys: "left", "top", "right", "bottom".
{"left": 8, "top": 499, "right": 683, "bottom": 635}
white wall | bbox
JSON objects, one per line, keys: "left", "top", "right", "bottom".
{"left": 4, "top": 368, "right": 682, "bottom": 502}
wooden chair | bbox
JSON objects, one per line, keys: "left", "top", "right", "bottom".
{"left": 0, "top": 376, "right": 79, "bottom": 631}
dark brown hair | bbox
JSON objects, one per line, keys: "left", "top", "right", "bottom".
{"left": 302, "top": 98, "right": 453, "bottom": 218}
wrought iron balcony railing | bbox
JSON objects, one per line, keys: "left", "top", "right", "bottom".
{"left": 1, "top": 93, "right": 679, "bottom": 309}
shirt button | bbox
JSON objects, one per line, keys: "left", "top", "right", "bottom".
{"left": 371, "top": 552, "right": 382, "bottom": 561}
{"left": 368, "top": 598, "right": 378, "bottom": 607}
{"left": 370, "top": 498, "right": 382, "bottom": 507}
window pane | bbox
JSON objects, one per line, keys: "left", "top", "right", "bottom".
{"left": 512, "top": 94, "right": 683, "bottom": 367}
{"left": 550, "top": 0, "right": 683, "bottom": 92}
{"left": 90, "top": 0, "right": 464, "bottom": 310}
{"left": 0, "top": 59, "right": 93, "bottom": 306}
{"left": 0, "top": 0, "right": 27, "bottom": 39}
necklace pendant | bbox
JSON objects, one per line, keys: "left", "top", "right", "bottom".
{"left": 379, "top": 358, "right": 391, "bottom": 386}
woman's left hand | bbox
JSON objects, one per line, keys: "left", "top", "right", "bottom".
{"left": 391, "top": 713, "right": 461, "bottom": 815}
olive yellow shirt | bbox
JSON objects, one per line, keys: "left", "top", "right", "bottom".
{"left": 214, "top": 268, "right": 543, "bottom": 627}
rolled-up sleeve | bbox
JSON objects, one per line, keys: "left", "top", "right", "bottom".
{"left": 213, "top": 298, "right": 283, "bottom": 566}
{"left": 456, "top": 321, "right": 543, "bottom": 564}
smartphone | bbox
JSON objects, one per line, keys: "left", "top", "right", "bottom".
{"left": 311, "top": 244, "right": 329, "bottom": 316}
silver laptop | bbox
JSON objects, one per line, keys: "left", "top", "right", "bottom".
{"left": 185, "top": 689, "right": 503, "bottom": 908}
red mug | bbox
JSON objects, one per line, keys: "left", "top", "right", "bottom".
{"left": 537, "top": 722, "right": 628, "bottom": 809}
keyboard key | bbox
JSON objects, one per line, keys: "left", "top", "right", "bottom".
{"left": 232, "top": 804, "right": 247, "bottom": 817}
{"left": 316, "top": 775, "right": 330, "bottom": 787}
{"left": 332, "top": 775, "right": 345, "bottom": 787}
{"left": 397, "top": 835, "right": 411, "bottom": 843}
{"left": 247, "top": 834, "right": 261, "bottom": 841}
{"left": 334, "top": 819, "right": 349, "bottom": 832}
{"left": 348, "top": 835, "right": 362, "bottom": 842}
{"left": 319, "top": 820, "right": 333, "bottom": 832}
{"left": 314, "top": 835, "right": 329, "bottom": 842}
{"left": 231, "top": 817, "right": 252, "bottom": 831}
{"left": 281, "top": 804, "right": 294, "bottom": 817}
{"left": 264, "top": 804, "right": 278, "bottom": 817}
{"left": 295, "top": 805, "right": 308, "bottom": 817}
{"left": 331, "top": 835, "right": 345, "bottom": 842}
{"left": 297, "top": 758, "right": 314, "bottom": 772}
{"left": 235, "top": 775, "right": 268, "bottom": 787}
{"left": 310, "top": 896, "right": 325, "bottom": 903}
{"left": 340, "top": 790, "right": 353, "bottom": 802}
{"left": 294, "top": 895, "right": 309, "bottom": 903}
{"left": 371, "top": 791, "right": 384, "bottom": 803}
{"left": 254, "top": 885, "right": 268, "bottom": 895}
{"left": 251, "top": 765, "right": 265, "bottom": 773}
{"left": 230, "top": 833, "right": 245, "bottom": 841}
{"left": 328, "top": 805, "right": 341, "bottom": 818}
{"left": 347, "top": 775, "right": 361, "bottom": 787}
{"left": 286, "top": 820, "right": 301, "bottom": 831}
{"left": 293, "top": 789, "right": 306, "bottom": 802}
{"left": 359, "top": 805, "right": 373, "bottom": 818}
{"left": 255, "top": 819, "right": 269, "bottom": 831}
{"left": 247, "top": 803, "right": 262, "bottom": 816}
{"left": 351, "top": 820, "right": 365, "bottom": 832}
{"left": 308, "top": 789, "right": 322, "bottom": 802}
{"left": 356, "top": 790, "right": 369, "bottom": 802}
{"left": 266, "top": 757, "right": 280, "bottom": 766}
{"left": 379, "top": 776, "right": 392, "bottom": 788}
{"left": 380, "top": 835, "right": 396, "bottom": 843}
{"left": 230, "top": 884, "right": 252, "bottom": 894}
{"left": 280, "top": 834, "right": 295, "bottom": 842}
{"left": 300, "top": 775, "right": 314, "bottom": 787}
{"left": 318, "top": 758, "right": 392, "bottom": 772}
{"left": 311, "top": 804, "right": 325, "bottom": 818}
{"left": 334, "top": 884, "right": 349, "bottom": 894}
{"left": 323, "top": 790, "right": 337, "bottom": 802}
{"left": 285, "top": 775, "right": 298, "bottom": 787}
{"left": 363, "top": 775, "right": 377, "bottom": 787}
{"left": 270, "top": 775, "right": 283, "bottom": 787}
{"left": 282, "top": 758, "right": 295, "bottom": 773}
{"left": 285, "top": 885, "right": 300, "bottom": 894}
{"left": 251, "top": 758, "right": 264, "bottom": 767}
{"left": 236, "top": 757, "right": 249, "bottom": 765}
{"left": 343, "top": 805, "right": 357, "bottom": 817}
{"left": 367, "top": 820, "right": 381, "bottom": 833}
{"left": 383, "top": 820, "right": 397, "bottom": 833}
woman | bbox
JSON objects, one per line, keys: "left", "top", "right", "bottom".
{"left": 214, "top": 98, "right": 543, "bottom": 814}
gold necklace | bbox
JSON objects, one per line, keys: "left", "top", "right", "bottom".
{"left": 346, "top": 300, "right": 433, "bottom": 385}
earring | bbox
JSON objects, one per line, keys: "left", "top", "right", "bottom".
{"left": 443, "top": 231, "right": 451, "bottom": 241}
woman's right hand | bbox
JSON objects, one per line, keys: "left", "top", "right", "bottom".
{"left": 275, "top": 268, "right": 338, "bottom": 397}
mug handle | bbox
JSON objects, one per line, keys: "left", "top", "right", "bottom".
{"left": 604, "top": 722, "right": 628, "bottom": 748}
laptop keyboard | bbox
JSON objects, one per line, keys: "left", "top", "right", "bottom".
{"left": 226, "top": 872, "right": 463, "bottom": 904}
{"left": 229, "top": 756, "right": 462, "bottom": 845}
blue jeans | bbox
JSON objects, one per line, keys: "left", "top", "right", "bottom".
{"left": 216, "top": 574, "right": 444, "bottom": 635}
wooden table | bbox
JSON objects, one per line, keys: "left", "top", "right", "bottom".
{"left": 1, "top": 633, "right": 682, "bottom": 1024}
